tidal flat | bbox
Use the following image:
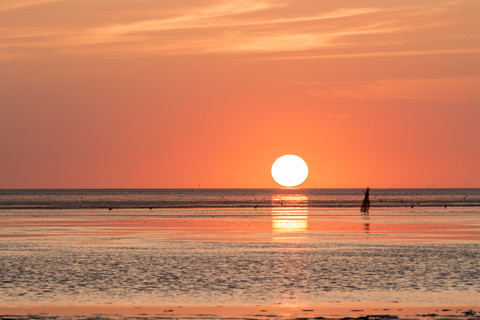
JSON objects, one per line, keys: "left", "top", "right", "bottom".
{"left": 1, "top": 195, "right": 480, "bottom": 319}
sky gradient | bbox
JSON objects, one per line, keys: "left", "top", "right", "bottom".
{"left": 1, "top": 0, "right": 479, "bottom": 188}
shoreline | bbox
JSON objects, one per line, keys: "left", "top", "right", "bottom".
{"left": 1, "top": 304, "right": 479, "bottom": 320}
{"left": 1, "top": 203, "right": 480, "bottom": 210}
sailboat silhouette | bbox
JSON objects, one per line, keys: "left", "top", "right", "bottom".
{"left": 360, "top": 187, "right": 370, "bottom": 212}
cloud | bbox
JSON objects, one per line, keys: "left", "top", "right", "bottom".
{"left": 0, "top": 0, "right": 478, "bottom": 59}
{"left": 0, "top": 49, "right": 32, "bottom": 60}
{"left": 0, "top": 0, "right": 62, "bottom": 13}
{"left": 83, "top": 0, "right": 283, "bottom": 44}
{"left": 262, "top": 48, "right": 480, "bottom": 60}
{"left": 86, "top": 6, "right": 382, "bottom": 42}
{"left": 70, "top": 5, "right": 395, "bottom": 54}
{"left": 307, "top": 77, "right": 480, "bottom": 103}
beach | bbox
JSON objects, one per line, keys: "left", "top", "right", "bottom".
{"left": 1, "top": 304, "right": 479, "bottom": 320}
{"left": 1, "top": 189, "right": 479, "bottom": 319}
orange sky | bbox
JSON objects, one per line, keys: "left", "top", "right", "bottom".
{"left": 1, "top": 0, "right": 479, "bottom": 188}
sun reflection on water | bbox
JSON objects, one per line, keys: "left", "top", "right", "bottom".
{"left": 271, "top": 194, "right": 308, "bottom": 238}
{"left": 271, "top": 193, "right": 309, "bottom": 306}
{"left": 272, "top": 210, "right": 308, "bottom": 233}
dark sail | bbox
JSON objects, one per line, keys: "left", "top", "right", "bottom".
{"left": 360, "top": 187, "right": 370, "bottom": 212}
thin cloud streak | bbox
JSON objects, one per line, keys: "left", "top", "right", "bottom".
{"left": 62, "top": 26, "right": 409, "bottom": 57}
{"left": 85, "top": 7, "right": 383, "bottom": 45}
{"left": 198, "top": 25, "right": 409, "bottom": 54}
{"left": 76, "top": 0, "right": 461, "bottom": 51}
{"left": 85, "top": 0, "right": 282, "bottom": 44}
{"left": 0, "top": 49, "right": 32, "bottom": 60}
{"left": 71, "top": 8, "right": 406, "bottom": 55}
{"left": 0, "top": 0, "right": 62, "bottom": 13}
{"left": 0, "top": 0, "right": 478, "bottom": 60}
{"left": 306, "top": 76, "right": 480, "bottom": 103}
{"left": 260, "top": 48, "right": 480, "bottom": 61}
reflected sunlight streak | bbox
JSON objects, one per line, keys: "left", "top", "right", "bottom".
{"left": 272, "top": 194, "right": 308, "bottom": 237}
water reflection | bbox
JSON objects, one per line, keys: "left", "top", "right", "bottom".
{"left": 271, "top": 193, "right": 310, "bottom": 306}
{"left": 271, "top": 193, "right": 308, "bottom": 237}
{"left": 272, "top": 209, "right": 308, "bottom": 233}
{"left": 362, "top": 211, "right": 370, "bottom": 233}
{"left": 272, "top": 194, "right": 308, "bottom": 207}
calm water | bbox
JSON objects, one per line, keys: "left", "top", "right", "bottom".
{"left": 1, "top": 188, "right": 479, "bottom": 209}
{"left": 1, "top": 189, "right": 480, "bottom": 307}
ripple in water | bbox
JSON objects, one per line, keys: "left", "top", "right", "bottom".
{"left": 1, "top": 240, "right": 479, "bottom": 306}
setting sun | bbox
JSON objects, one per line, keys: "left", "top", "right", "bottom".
{"left": 271, "top": 155, "right": 309, "bottom": 187}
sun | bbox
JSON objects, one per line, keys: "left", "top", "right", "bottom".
{"left": 271, "top": 155, "right": 308, "bottom": 187}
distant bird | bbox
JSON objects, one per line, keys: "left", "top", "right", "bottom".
{"left": 108, "top": 207, "right": 113, "bottom": 211}
{"left": 360, "top": 187, "right": 370, "bottom": 212}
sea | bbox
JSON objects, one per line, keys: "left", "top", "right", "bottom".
{"left": 1, "top": 188, "right": 479, "bottom": 308}
{"left": 1, "top": 188, "right": 480, "bottom": 210}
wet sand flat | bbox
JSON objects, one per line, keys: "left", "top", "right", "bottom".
{"left": 0, "top": 304, "right": 479, "bottom": 320}
{"left": 1, "top": 207, "right": 479, "bottom": 319}
{"left": 1, "top": 207, "right": 479, "bottom": 242}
